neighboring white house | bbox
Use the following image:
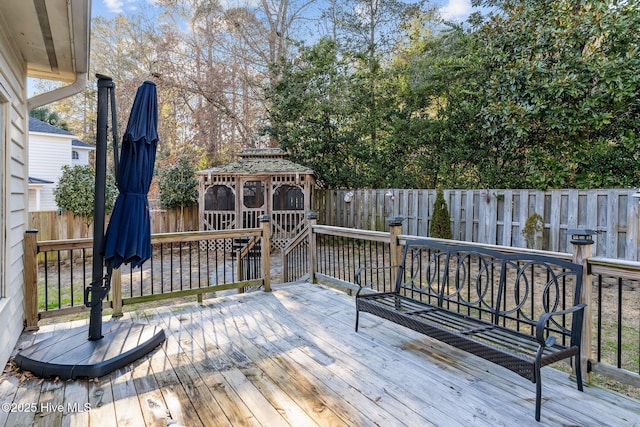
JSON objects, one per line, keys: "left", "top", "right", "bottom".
{"left": 28, "top": 117, "right": 94, "bottom": 211}
{"left": 0, "top": 0, "right": 90, "bottom": 369}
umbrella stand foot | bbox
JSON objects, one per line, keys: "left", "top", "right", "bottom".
{"left": 14, "top": 321, "right": 165, "bottom": 379}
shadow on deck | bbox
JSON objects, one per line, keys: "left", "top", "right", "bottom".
{"left": 2, "top": 281, "right": 639, "bottom": 426}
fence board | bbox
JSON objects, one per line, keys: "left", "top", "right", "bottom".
{"left": 29, "top": 206, "right": 199, "bottom": 242}
{"left": 314, "top": 189, "right": 640, "bottom": 260}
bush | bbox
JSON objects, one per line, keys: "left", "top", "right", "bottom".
{"left": 430, "top": 188, "right": 452, "bottom": 239}
{"left": 157, "top": 156, "right": 199, "bottom": 210}
{"left": 54, "top": 165, "right": 117, "bottom": 228}
{"left": 522, "top": 212, "right": 544, "bottom": 249}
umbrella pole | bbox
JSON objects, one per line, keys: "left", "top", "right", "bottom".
{"left": 87, "top": 75, "right": 114, "bottom": 341}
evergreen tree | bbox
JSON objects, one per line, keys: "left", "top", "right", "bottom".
{"left": 429, "top": 188, "right": 452, "bottom": 239}
{"left": 157, "top": 156, "right": 198, "bottom": 231}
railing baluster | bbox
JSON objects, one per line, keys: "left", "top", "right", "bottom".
{"left": 618, "top": 277, "right": 623, "bottom": 369}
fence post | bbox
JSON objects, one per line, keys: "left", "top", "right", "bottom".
{"left": 111, "top": 268, "right": 123, "bottom": 317}
{"left": 569, "top": 229, "right": 595, "bottom": 385}
{"left": 260, "top": 215, "right": 271, "bottom": 292}
{"left": 307, "top": 212, "right": 318, "bottom": 284}
{"left": 388, "top": 217, "right": 404, "bottom": 279}
{"left": 23, "top": 230, "right": 39, "bottom": 331}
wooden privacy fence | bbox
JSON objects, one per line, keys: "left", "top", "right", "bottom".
{"left": 314, "top": 188, "right": 640, "bottom": 261}
{"left": 29, "top": 206, "right": 199, "bottom": 242}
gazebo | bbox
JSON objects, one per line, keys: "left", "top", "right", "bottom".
{"left": 197, "top": 148, "right": 315, "bottom": 249}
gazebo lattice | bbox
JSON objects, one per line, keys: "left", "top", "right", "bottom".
{"left": 197, "top": 149, "right": 315, "bottom": 249}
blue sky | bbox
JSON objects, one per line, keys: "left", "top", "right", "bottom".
{"left": 92, "top": 0, "right": 475, "bottom": 21}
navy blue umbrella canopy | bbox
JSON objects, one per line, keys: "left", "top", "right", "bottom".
{"left": 103, "top": 81, "right": 159, "bottom": 269}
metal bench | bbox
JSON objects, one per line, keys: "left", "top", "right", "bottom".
{"left": 355, "top": 239, "right": 586, "bottom": 421}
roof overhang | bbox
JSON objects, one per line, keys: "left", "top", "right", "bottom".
{"left": 0, "top": 0, "right": 91, "bottom": 82}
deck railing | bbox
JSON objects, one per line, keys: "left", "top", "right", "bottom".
{"left": 22, "top": 212, "right": 639, "bottom": 390}
{"left": 281, "top": 214, "right": 640, "bottom": 390}
{"left": 23, "top": 217, "right": 272, "bottom": 327}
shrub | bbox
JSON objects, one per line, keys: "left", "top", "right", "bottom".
{"left": 430, "top": 188, "right": 452, "bottom": 239}
{"left": 54, "top": 165, "right": 117, "bottom": 229}
{"left": 522, "top": 212, "right": 544, "bottom": 249}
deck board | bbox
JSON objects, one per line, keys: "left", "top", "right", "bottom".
{"left": 2, "top": 281, "right": 640, "bottom": 426}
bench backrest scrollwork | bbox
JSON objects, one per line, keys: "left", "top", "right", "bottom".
{"left": 397, "top": 239, "right": 584, "bottom": 342}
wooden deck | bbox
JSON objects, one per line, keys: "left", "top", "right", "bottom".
{"left": 2, "top": 281, "right": 639, "bottom": 426}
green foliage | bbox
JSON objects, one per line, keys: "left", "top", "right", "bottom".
{"left": 430, "top": 189, "right": 452, "bottom": 239}
{"left": 522, "top": 212, "right": 544, "bottom": 250}
{"left": 29, "top": 107, "right": 70, "bottom": 131}
{"left": 54, "top": 165, "right": 117, "bottom": 227}
{"left": 265, "top": 2, "right": 640, "bottom": 190}
{"left": 473, "top": 0, "right": 640, "bottom": 188}
{"left": 265, "top": 39, "right": 376, "bottom": 188}
{"left": 157, "top": 156, "right": 199, "bottom": 209}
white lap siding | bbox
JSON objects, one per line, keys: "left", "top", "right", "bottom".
{"left": 0, "top": 19, "right": 28, "bottom": 369}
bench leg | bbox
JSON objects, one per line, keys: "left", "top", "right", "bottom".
{"left": 355, "top": 309, "right": 360, "bottom": 332}
{"left": 535, "top": 360, "right": 542, "bottom": 422}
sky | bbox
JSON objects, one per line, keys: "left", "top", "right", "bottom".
{"left": 93, "top": 0, "right": 475, "bottom": 21}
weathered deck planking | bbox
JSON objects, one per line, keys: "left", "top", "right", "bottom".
{"left": 2, "top": 281, "right": 640, "bottom": 426}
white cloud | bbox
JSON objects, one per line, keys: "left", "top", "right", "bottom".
{"left": 439, "top": 0, "right": 473, "bottom": 21}
{"left": 103, "top": 0, "right": 124, "bottom": 14}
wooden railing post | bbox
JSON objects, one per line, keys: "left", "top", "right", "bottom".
{"left": 307, "top": 212, "right": 318, "bottom": 283}
{"left": 111, "top": 268, "right": 123, "bottom": 317}
{"left": 569, "top": 229, "right": 595, "bottom": 385}
{"left": 260, "top": 215, "right": 271, "bottom": 292}
{"left": 388, "top": 217, "right": 404, "bottom": 282}
{"left": 237, "top": 249, "right": 245, "bottom": 294}
{"left": 24, "top": 230, "right": 39, "bottom": 331}
{"left": 281, "top": 250, "right": 289, "bottom": 283}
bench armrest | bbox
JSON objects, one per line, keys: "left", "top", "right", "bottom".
{"left": 535, "top": 303, "right": 587, "bottom": 347}
{"left": 355, "top": 265, "right": 401, "bottom": 296}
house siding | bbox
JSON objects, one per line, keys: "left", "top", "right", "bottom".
{"left": 72, "top": 147, "right": 90, "bottom": 166}
{"left": 28, "top": 132, "right": 71, "bottom": 211}
{"left": 0, "top": 16, "right": 28, "bottom": 370}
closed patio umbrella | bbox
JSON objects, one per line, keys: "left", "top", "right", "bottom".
{"left": 103, "top": 80, "right": 158, "bottom": 269}
{"left": 14, "top": 77, "right": 164, "bottom": 379}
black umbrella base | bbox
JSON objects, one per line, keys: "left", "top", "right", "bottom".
{"left": 14, "top": 321, "right": 165, "bottom": 380}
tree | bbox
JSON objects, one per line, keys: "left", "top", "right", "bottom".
{"left": 54, "top": 165, "right": 117, "bottom": 232}
{"left": 430, "top": 188, "right": 452, "bottom": 239}
{"left": 472, "top": 0, "right": 640, "bottom": 188}
{"left": 29, "top": 107, "right": 70, "bottom": 131}
{"left": 266, "top": 39, "right": 382, "bottom": 188}
{"left": 387, "top": 18, "right": 486, "bottom": 188}
{"left": 157, "top": 156, "right": 199, "bottom": 231}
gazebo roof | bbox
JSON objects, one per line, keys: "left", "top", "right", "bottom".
{"left": 197, "top": 149, "right": 314, "bottom": 176}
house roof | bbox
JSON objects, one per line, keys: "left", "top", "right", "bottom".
{"left": 28, "top": 177, "right": 54, "bottom": 185}
{"left": 29, "top": 118, "right": 93, "bottom": 149}
{"left": 0, "top": 0, "right": 91, "bottom": 82}
{"left": 72, "top": 139, "right": 94, "bottom": 150}
{"left": 198, "top": 148, "right": 314, "bottom": 176}
{"left": 29, "top": 117, "right": 74, "bottom": 136}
